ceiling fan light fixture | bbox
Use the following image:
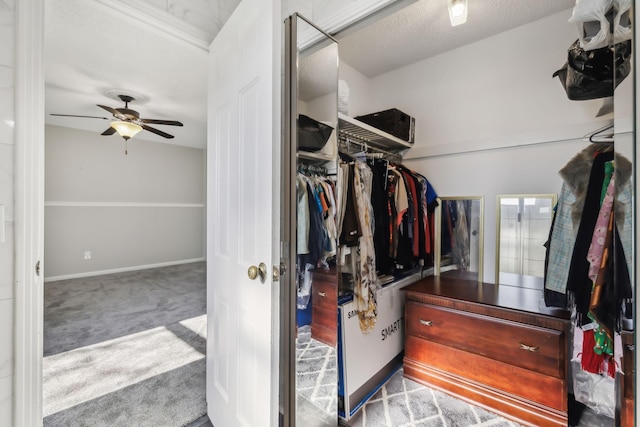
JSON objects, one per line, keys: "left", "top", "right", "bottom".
{"left": 448, "top": 0, "right": 468, "bottom": 26}
{"left": 111, "top": 121, "right": 142, "bottom": 140}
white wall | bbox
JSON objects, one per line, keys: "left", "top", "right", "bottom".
{"left": 44, "top": 125, "right": 206, "bottom": 280}
{"left": 0, "top": 0, "right": 15, "bottom": 424}
{"left": 339, "top": 9, "right": 630, "bottom": 282}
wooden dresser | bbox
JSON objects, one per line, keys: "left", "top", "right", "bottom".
{"left": 402, "top": 276, "right": 570, "bottom": 427}
{"left": 311, "top": 268, "right": 338, "bottom": 347}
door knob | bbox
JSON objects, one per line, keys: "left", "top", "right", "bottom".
{"left": 248, "top": 262, "right": 268, "bottom": 282}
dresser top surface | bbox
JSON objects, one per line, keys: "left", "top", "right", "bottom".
{"left": 402, "top": 276, "right": 570, "bottom": 320}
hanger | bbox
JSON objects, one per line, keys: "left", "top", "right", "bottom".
{"left": 583, "top": 122, "right": 614, "bottom": 143}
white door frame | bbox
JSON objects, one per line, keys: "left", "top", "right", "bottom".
{"left": 14, "top": 0, "right": 45, "bottom": 425}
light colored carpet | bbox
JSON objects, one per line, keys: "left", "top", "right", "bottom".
{"left": 43, "top": 262, "right": 207, "bottom": 427}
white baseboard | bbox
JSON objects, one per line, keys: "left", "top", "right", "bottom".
{"left": 44, "top": 258, "right": 205, "bottom": 283}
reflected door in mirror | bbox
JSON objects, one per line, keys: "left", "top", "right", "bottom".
{"left": 496, "top": 194, "right": 556, "bottom": 289}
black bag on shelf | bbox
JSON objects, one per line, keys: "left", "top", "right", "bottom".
{"left": 355, "top": 108, "right": 415, "bottom": 143}
{"left": 297, "top": 114, "right": 334, "bottom": 152}
{"left": 553, "top": 39, "right": 632, "bottom": 101}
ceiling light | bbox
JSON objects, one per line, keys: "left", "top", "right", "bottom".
{"left": 110, "top": 121, "right": 142, "bottom": 140}
{"left": 448, "top": 0, "right": 468, "bottom": 26}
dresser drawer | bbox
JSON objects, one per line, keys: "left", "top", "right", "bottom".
{"left": 311, "top": 304, "right": 337, "bottom": 346}
{"left": 313, "top": 304, "right": 337, "bottom": 331}
{"left": 406, "top": 301, "right": 564, "bottom": 378}
{"left": 312, "top": 273, "right": 337, "bottom": 310}
{"left": 405, "top": 335, "right": 567, "bottom": 411}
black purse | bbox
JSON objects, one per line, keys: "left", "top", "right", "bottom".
{"left": 553, "top": 39, "right": 631, "bottom": 101}
{"left": 297, "top": 115, "right": 334, "bottom": 152}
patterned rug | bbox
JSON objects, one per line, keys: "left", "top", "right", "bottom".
{"left": 342, "top": 367, "right": 610, "bottom": 427}
{"left": 296, "top": 325, "right": 338, "bottom": 416}
{"left": 347, "top": 369, "right": 522, "bottom": 427}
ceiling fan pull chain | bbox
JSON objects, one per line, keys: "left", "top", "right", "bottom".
{"left": 125, "top": 140, "right": 128, "bottom": 155}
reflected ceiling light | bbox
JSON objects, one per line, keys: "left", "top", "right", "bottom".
{"left": 448, "top": 0, "right": 468, "bottom": 26}
{"left": 110, "top": 121, "right": 143, "bottom": 140}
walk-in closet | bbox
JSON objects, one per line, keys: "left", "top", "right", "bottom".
{"left": 284, "top": 1, "right": 634, "bottom": 426}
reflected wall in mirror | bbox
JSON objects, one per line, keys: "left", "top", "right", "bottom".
{"left": 434, "top": 196, "right": 484, "bottom": 282}
{"left": 495, "top": 194, "right": 557, "bottom": 289}
{"left": 291, "top": 14, "right": 339, "bottom": 427}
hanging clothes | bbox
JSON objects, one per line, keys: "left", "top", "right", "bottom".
{"left": 544, "top": 143, "right": 633, "bottom": 418}
{"left": 545, "top": 144, "right": 632, "bottom": 309}
{"left": 565, "top": 150, "right": 614, "bottom": 315}
{"left": 545, "top": 144, "right": 611, "bottom": 306}
{"left": 339, "top": 164, "right": 362, "bottom": 247}
{"left": 337, "top": 154, "right": 437, "bottom": 333}
{"left": 352, "top": 161, "right": 378, "bottom": 333}
{"left": 452, "top": 199, "right": 470, "bottom": 271}
{"left": 370, "top": 158, "right": 394, "bottom": 275}
{"left": 295, "top": 168, "right": 339, "bottom": 311}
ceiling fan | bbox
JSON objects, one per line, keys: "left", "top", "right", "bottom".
{"left": 51, "top": 94, "right": 184, "bottom": 143}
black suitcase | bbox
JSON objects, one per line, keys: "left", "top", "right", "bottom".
{"left": 355, "top": 108, "right": 415, "bottom": 144}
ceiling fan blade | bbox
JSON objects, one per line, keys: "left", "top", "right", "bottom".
{"left": 141, "top": 124, "right": 174, "bottom": 139}
{"left": 101, "top": 127, "right": 117, "bottom": 136}
{"left": 140, "top": 118, "right": 184, "bottom": 126}
{"left": 97, "top": 104, "right": 125, "bottom": 119}
{"left": 50, "top": 113, "right": 110, "bottom": 120}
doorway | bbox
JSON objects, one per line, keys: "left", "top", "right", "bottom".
{"left": 41, "top": 1, "right": 209, "bottom": 424}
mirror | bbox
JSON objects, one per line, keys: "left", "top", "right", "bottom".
{"left": 290, "top": 14, "right": 339, "bottom": 427}
{"left": 612, "top": 7, "right": 634, "bottom": 425}
{"left": 287, "top": 1, "right": 634, "bottom": 425}
{"left": 495, "top": 194, "right": 557, "bottom": 289}
{"left": 434, "top": 196, "right": 484, "bottom": 282}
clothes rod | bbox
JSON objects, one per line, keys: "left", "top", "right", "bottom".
{"left": 338, "top": 135, "right": 402, "bottom": 161}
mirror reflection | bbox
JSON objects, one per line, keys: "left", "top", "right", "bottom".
{"left": 613, "top": 10, "right": 634, "bottom": 425}
{"left": 293, "top": 14, "right": 338, "bottom": 427}
{"left": 434, "top": 196, "right": 484, "bottom": 282}
{"left": 495, "top": 194, "right": 557, "bottom": 289}
{"left": 287, "top": 0, "right": 634, "bottom": 425}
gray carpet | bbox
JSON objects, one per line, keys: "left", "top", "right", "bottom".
{"left": 43, "top": 262, "right": 207, "bottom": 427}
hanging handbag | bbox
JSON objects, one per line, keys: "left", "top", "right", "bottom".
{"left": 297, "top": 114, "right": 334, "bottom": 152}
{"left": 553, "top": 39, "right": 632, "bottom": 101}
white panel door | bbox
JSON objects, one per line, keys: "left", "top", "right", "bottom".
{"left": 206, "top": 0, "right": 280, "bottom": 426}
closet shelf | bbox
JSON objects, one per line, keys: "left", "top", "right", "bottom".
{"left": 297, "top": 151, "right": 336, "bottom": 162}
{"left": 338, "top": 112, "right": 413, "bottom": 152}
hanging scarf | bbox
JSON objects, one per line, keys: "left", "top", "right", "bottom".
{"left": 352, "top": 162, "right": 378, "bottom": 333}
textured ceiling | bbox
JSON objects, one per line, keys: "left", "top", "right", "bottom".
{"left": 44, "top": 0, "right": 577, "bottom": 149}
{"left": 338, "top": 0, "right": 576, "bottom": 77}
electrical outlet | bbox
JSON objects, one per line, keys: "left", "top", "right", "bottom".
{"left": 84, "top": 251, "right": 92, "bottom": 260}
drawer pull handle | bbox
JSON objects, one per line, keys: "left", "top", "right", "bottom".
{"left": 519, "top": 343, "right": 540, "bottom": 353}
{"left": 419, "top": 319, "right": 433, "bottom": 327}
{"left": 318, "top": 291, "right": 327, "bottom": 297}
